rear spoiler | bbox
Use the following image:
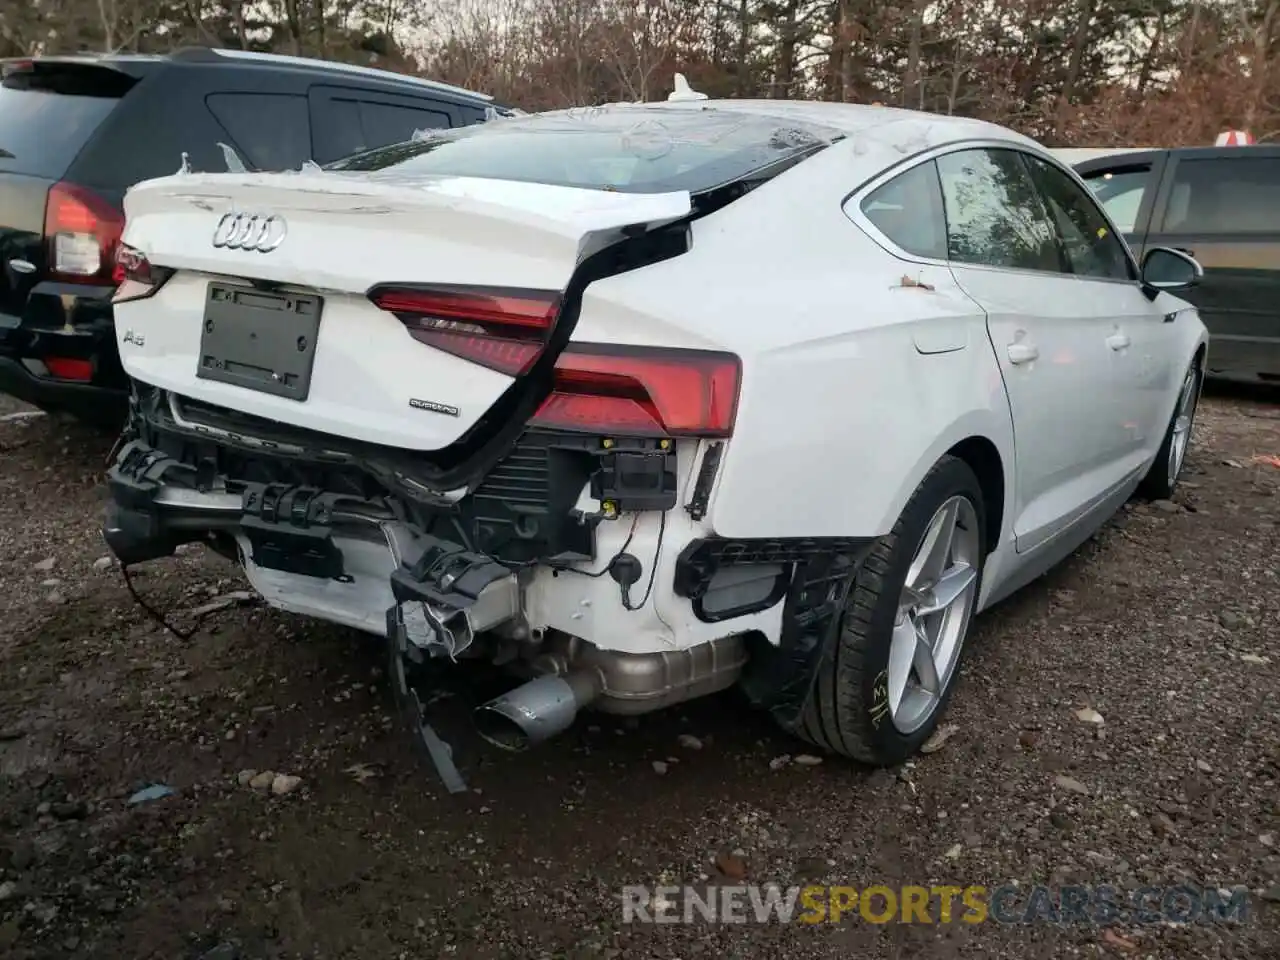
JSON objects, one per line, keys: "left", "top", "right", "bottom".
{"left": 2, "top": 55, "right": 162, "bottom": 82}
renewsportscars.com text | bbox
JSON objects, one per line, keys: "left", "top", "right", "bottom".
{"left": 621, "top": 883, "right": 1250, "bottom": 925}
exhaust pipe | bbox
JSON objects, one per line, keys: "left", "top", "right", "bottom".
{"left": 474, "top": 670, "right": 603, "bottom": 751}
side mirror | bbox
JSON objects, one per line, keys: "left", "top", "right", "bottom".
{"left": 1141, "top": 246, "right": 1203, "bottom": 295}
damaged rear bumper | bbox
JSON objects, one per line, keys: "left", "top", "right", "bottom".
{"left": 102, "top": 436, "right": 755, "bottom": 743}
{"left": 104, "top": 438, "right": 523, "bottom": 640}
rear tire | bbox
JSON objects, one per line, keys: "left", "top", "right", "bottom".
{"left": 1137, "top": 357, "right": 1201, "bottom": 501}
{"left": 791, "top": 456, "right": 987, "bottom": 765}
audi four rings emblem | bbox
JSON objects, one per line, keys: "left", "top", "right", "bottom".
{"left": 212, "top": 212, "right": 287, "bottom": 252}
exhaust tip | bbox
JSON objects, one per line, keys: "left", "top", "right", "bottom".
{"left": 473, "top": 673, "right": 600, "bottom": 751}
{"left": 474, "top": 702, "right": 535, "bottom": 752}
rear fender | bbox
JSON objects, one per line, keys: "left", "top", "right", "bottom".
{"left": 707, "top": 323, "right": 1015, "bottom": 544}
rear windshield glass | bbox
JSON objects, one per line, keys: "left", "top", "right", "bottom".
{"left": 0, "top": 65, "right": 133, "bottom": 178}
{"left": 325, "top": 105, "right": 842, "bottom": 194}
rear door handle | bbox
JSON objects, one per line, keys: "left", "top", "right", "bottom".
{"left": 1106, "top": 332, "right": 1131, "bottom": 351}
{"left": 1007, "top": 342, "right": 1039, "bottom": 365}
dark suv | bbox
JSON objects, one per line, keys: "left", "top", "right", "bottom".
{"left": 1076, "top": 145, "right": 1280, "bottom": 384}
{"left": 0, "top": 48, "right": 507, "bottom": 423}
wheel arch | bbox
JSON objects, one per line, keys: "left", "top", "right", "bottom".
{"left": 945, "top": 435, "right": 1006, "bottom": 557}
{"left": 866, "top": 407, "right": 1016, "bottom": 549}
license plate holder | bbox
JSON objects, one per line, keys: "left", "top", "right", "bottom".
{"left": 196, "top": 282, "right": 322, "bottom": 401}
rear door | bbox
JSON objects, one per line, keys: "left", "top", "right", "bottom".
{"left": 936, "top": 146, "right": 1129, "bottom": 555}
{"left": 0, "top": 60, "right": 137, "bottom": 322}
{"left": 1138, "top": 151, "right": 1280, "bottom": 379}
{"left": 308, "top": 85, "right": 459, "bottom": 163}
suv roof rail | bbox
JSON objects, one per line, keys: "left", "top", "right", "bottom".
{"left": 167, "top": 47, "right": 493, "bottom": 101}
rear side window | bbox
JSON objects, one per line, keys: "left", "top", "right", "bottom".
{"left": 327, "top": 105, "right": 842, "bottom": 195}
{"left": 1082, "top": 166, "right": 1153, "bottom": 233}
{"left": 935, "top": 148, "right": 1064, "bottom": 274}
{"left": 1161, "top": 157, "right": 1280, "bottom": 235}
{"left": 206, "top": 93, "right": 311, "bottom": 172}
{"left": 0, "top": 64, "right": 134, "bottom": 178}
{"left": 859, "top": 160, "right": 947, "bottom": 259}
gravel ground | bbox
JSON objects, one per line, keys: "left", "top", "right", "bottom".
{"left": 0, "top": 389, "right": 1277, "bottom": 960}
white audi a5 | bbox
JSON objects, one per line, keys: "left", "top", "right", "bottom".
{"left": 103, "top": 95, "right": 1207, "bottom": 767}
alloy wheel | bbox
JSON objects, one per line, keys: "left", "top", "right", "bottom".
{"left": 888, "top": 495, "right": 981, "bottom": 735}
{"left": 1167, "top": 366, "right": 1199, "bottom": 487}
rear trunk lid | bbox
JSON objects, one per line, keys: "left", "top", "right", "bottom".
{"left": 0, "top": 59, "right": 138, "bottom": 321}
{"left": 116, "top": 170, "right": 692, "bottom": 451}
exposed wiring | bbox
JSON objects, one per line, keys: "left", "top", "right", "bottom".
{"left": 120, "top": 563, "right": 200, "bottom": 640}
{"left": 549, "top": 513, "right": 640, "bottom": 579}
{"left": 623, "top": 510, "right": 666, "bottom": 612}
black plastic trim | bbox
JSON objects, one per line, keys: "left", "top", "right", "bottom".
{"left": 673, "top": 535, "right": 876, "bottom": 624}
{"left": 685, "top": 441, "right": 722, "bottom": 520}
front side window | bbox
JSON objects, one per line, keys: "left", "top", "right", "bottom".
{"left": 1025, "top": 155, "right": 1134, "bottom": 281}
{"left": 326, "top": 104, "right": 843, "bottom": 195}
{"left": 859, "top": 160, "right": 947, "bottom": 260}
{"left": 358, "top": 101, "right": 452, "bottom": 149}
{"left": 1161, "top": 157, "right": 1280, "bottom": 235}
{"left": 935, "top": 149, "right": 1064, "bottom": 273}
{"left": 1082, "top": 166, "right": 1152, "bottom": 233}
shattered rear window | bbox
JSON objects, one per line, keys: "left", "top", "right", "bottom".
{"left": 325, "top": 104, "right": 842, "bottom": 195}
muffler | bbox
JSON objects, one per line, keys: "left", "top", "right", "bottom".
{"left": 474, "top": 670, "right": 603, "bottom": 751}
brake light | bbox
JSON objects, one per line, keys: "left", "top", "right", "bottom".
{"left": 531, "top": 345, "right": 740, "bottom": 438}
{"left": 45, "top": 182, "right": 124, "bottom": 285}
{"left": 112, "top": 243, "right": 173, "bottom": 303}
{"left": 369, "top": 285, "right": 560, "bottom": 376}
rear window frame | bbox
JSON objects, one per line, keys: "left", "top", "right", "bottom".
{"left": 323, "top": 104, "right": 844, "bottom": 196}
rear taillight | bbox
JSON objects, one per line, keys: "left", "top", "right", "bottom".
{"left": 531, "top": 345, "right": 741, "bottom": 438}
{"left": 112, "top": 243, "right": 173, "bottom": 303}
{"left": 2, "top": 60, "right": 34, "bottom": 79}
{"left": 44, "top": 182, "right": 124, "bottom": 285}
{"left": 369, "top": 285, "right": 561, "bottom": 376}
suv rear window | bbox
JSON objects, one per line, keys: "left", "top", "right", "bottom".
{"left": 0, "top": 63, "right": 134, "bottom": 178}
{"left": 326, "top": 105, "right": 842, "bottom": 194}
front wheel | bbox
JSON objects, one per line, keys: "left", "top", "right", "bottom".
{"left": 1138, "top": 357, "right": 1201, "bottom": 501}
{"left": 791, "top": 456, "right": 987, "bottom": 765}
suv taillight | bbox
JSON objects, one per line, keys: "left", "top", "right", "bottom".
{"left": 369, "top": 285, "right": 561, "bottom": 376}
{"left": 531, "top": 345, "right": 741, "bottom": 438}
{"left": 44, "top": 182, "right": 124, "bottom": 285}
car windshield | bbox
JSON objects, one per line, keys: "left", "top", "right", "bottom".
{"left": 325, "top": 104, "right": 843, "bottom": 195}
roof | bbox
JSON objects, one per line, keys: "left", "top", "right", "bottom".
{"left": 646, "top": 98, "right": 1041, "bottom": 153}
{"left": 15, "top": 48, "right": 492, "bottom": 102}
{"left": 1073, "top": 143, "right": 1280, "bottom": 173}
{"left": 178, "top": 49, "right": 494, "bottom": 102}
{"left": 1050, "top": 147, "right": 1159, "bottom": 165}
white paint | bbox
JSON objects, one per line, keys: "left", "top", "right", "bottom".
{"left": 116, "top": 98, "right": 1208, "bottom": 656}
{"left": 116, "top": 173, "right": 691, "bottom": 451}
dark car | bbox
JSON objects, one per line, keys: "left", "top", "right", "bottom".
{"left": 0, "top": 47, "right": 508, "bottom": 424}
{"left": 1076, "top": 145, "right": 1280, "bottom": 384}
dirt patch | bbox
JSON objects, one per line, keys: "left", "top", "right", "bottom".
{"left": 0, "top": 392, "right": 1278, "bottom": 959}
